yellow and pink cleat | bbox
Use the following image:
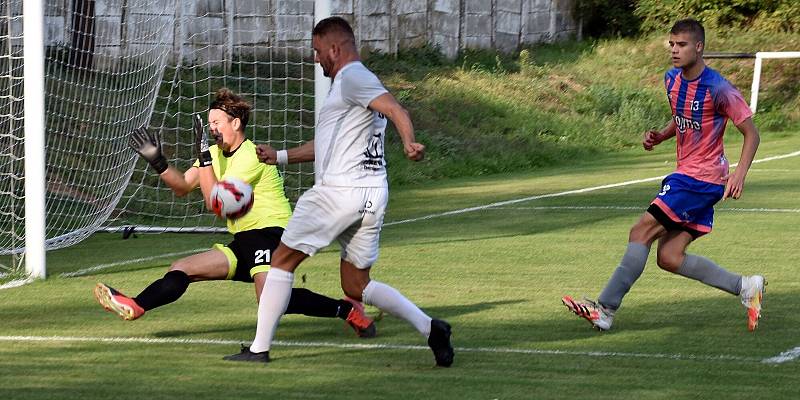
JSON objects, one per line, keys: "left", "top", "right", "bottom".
{"left": 94, "top": 283, "right": 145, "bottom": 321}
{"left": 562, "top": 295, "right": 614, "bottom": 331}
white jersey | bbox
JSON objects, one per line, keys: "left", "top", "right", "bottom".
{"left": 314, "top": 61, "right": 389, "bottom": 187}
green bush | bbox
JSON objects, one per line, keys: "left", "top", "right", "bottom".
{"left": 635, "top": 0, "right": 800, "bottom": 33}
{"left": 576, "top": 1, "right": 800, "bottom": 38}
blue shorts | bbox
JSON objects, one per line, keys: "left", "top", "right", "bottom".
{"left": 649, "top": 173, "right": 724, "bottom": 237}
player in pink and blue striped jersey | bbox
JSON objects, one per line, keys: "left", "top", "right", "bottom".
{"left": 563, "top": 19, "right": 766, "bottom": 332}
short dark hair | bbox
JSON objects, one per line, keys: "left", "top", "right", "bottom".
{"left": 312, "top": 16, "right": 355, "bottom": 42}
{"left": 209, "top": 88, "right": 251, "bottom": 129}
{"left": 670, "top": 18, "right": 705, "bottom": 44}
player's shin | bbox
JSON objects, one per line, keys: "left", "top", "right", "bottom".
{"left": 362, "top": 280, "right": 432, "bottom": 336}
{"left": 285, "top": 287, "right": 345, "bottom": 318}
{"left": 250, "top": 268, "right": 293, "bottom": 353}
{"left": 597, "top": 242, "right": 650, "bottom": 310}
{"left": 676, "top": 254, "right": 742, "bottom": 294}
{"left": 134, "top": 270, "right": 191, "bottom": 311}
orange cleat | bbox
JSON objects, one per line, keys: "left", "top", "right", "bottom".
{"left": 94, "top": 283, "right": 145, "bottom": 321}
{"left": 343, "top": 297, "right": 376, "bottom": 338}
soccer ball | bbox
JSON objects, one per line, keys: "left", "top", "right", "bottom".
{"left": 210, "top": 177, "right": 254, "bottom": 220}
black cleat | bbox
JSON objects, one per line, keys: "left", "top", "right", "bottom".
{"left": 223, "top": 345, "right": 270, "bottom": 363}
{"left": 428, "top": 319, "right": 454, "bottom": 367}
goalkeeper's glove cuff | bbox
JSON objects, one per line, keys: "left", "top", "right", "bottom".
{"left": 198, "top": 151, "right": 213, "bottom": 168}
{"left": 150, "top": 156, "right": 168, "bottom": 174}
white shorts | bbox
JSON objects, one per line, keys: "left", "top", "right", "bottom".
{"left": 281, "top": 185, "right": 388, "bottom": 269}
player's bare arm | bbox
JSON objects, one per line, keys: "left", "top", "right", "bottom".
{"left": 368, "top": 92, "right": 425, "bottom": 161}
{"left": 643, "top": 120, "right": 677, "bottom": 151}
{"left": 723, "top": 117, "right": 760, "bottom": 200}
{"left": 160, "top": 166, "right": 199, "bottom": 196}
{"left": 256, "top": 140, "right": 315, "bottom": 165}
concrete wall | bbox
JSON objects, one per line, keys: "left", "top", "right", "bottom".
{"left": 339, "top": 0, "right": 578, "bottom": 58}
{"left": 40, "top": 0, "right": 578, "bottom": 65}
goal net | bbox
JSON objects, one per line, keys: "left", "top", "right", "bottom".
{"left": 1, "top": 0, "right": 316, "bottom": 278}
{"left": 2, "top": 0, "right": 173, "bottom": 261}
{"left": 0, "top": 1, "right": 24, "bottom": 276}
{"left": 109, "top": 0, "right": 316, "bottom": 234}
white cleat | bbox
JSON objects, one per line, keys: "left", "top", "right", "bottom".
{"left": 740, "top": 275, "right": 766, "bottom": 332}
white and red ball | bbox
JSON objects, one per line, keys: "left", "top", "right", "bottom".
{"left": 210, "top": 177, "right": 254, "bottom": 220}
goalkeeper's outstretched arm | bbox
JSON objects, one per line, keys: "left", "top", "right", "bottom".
{"left": 161, "top": 166, "right": 199, "bottom": 197}
{"left": 128, "top": 127, "right": 199, "bottom": 196}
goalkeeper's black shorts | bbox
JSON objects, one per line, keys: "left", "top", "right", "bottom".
{"left": 213, "top": 226, "right": 284, "bottom": 282}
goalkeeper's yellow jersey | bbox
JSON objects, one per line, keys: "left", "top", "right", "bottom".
{"left": 195, "top": 139, "right": 292, "bottom": 234}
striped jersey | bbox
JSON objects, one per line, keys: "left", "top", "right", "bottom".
{"left": 664, "top": 66, "right": 752, "bottom": 184}
{"left": 195, "top": 139, "right": 292, "bottom": 234}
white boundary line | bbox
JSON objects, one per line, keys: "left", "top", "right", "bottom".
{"left": 59, "top": 249, "right": 207, "bottom": 278}
{"left": 385, "top": 150, "right": 800, "bottom": 227}
{"left": 763, "top": 346, "right": 800, "bottom": 364}
{"left": 0, "top": 335, "right": 763, "bottom": 363}
{"left": 488, "top": 206, "right": 800, "bottom": 213}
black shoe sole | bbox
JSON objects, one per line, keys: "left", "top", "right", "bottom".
{"left": 223, "top": 349, "right": 270, "bottom": 363}
{"left": 356, "top": 322, "right": 377, "bottom": 338}
{"left": 428, "top": 319, "right": 454, "bottom": 367}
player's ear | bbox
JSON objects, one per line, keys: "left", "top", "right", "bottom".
{"left": 232, "top": 117, "right": 241, "bottom": 131}
{"left": 329, "top": 42, "right": 338, "bottom": 59}
{"left": 695, "top": 40, "right": 704, "bottom": 53}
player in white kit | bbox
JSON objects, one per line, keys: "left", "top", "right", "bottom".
{"left": 223, "top": 16, "right": 454, "bottom": 367}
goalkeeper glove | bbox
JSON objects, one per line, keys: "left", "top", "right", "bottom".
{"left": 128, "top": 127, "right": 168, "bottom": 174}
{"left": 194, "top": 114, "right": 213, "bottom": 168}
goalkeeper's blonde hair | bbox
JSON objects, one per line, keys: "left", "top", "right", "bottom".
{"left": 210, "top": 88, "right": 252, "bottom": 129}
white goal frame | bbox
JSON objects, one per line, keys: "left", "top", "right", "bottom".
{"left": 707, "top": 51, "right": 800, "bottom": 113}
{"left": 749, "top": 51, "right": 800, "bottom": 113}
{"left": 23, "top": 0, "right": 46, "bottom": 279}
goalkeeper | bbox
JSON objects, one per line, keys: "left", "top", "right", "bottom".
{"left": 93, "top": 88, "right": 376, "bottom": 338}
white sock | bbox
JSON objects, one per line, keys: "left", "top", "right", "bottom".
{"left": 362, "top": 280, "right": 432, "bottom": 337}
{"left": 250, "top": 268, "right": 294, "bottom": 353}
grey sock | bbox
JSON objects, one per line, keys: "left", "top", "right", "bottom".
{"left": 598, "top": 242, "right": 650, "bottom": 310}
{"left": 676, "top": 254, "right": 742, "bottom": 295}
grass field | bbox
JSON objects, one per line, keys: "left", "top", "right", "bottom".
{"left": 2, "top": 131, "right": 799, "bottom": 399}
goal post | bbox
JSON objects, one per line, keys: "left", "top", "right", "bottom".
{"left": 749, "top": 51, "right": 800, "bottom": 113}
{"left": 22, "top": 0, "right": 46, "bottom": 279}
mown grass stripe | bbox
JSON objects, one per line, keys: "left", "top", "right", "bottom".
{"left": 384, "top": 150, "right": 800, "bottom": 227}
{"left": 0, "top": 335, "right": 765, "bottom": 363}
{"left": 60, "top": 248, "right": 207, "bottom": 278}
{"left": 490, "top": 206, "right": 800, "bottom": 213}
